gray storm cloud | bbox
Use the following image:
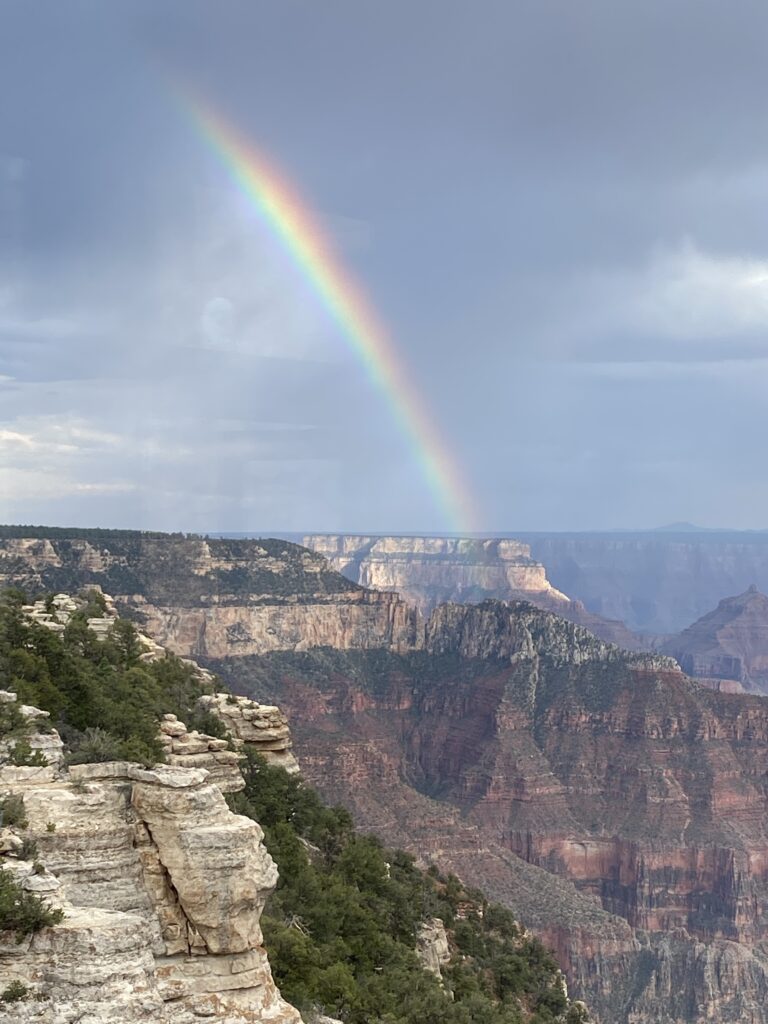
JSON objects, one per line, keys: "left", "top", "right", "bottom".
{"left": 2, "top": 0, "right": 768, "bottom": 531}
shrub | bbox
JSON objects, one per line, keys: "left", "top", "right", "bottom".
{"left": 66, "top": 727, "right": 123, "bottom": 764}
{"left": 7, "top": 739, "right": 47, "bottom": 767}
{"left": 19, "top": 838, "right": 38, "bottom": 861}
{"left": 0, "top": 599, "right": 217, "bottom": 767}
{"left": 80, "top": 589, "right": 108, "bottom": 617}
{"left": 0, "top": 981, "right": 29, "bottom": 1003}
{"left": 0, "top": 867, "right": 64, "bottom": 941}
{"left": 0, "top": 795, "right": 27, "bottom": 829}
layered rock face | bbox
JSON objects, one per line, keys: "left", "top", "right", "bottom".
{"left": 662, "top": 586, "right": 768, "bottom": 693}
{"left": 303, "top": 534, "right": 642, "bottom": 648}
{"left": 209, "top": 602, "right": 768, "bottom": 1024}
{"left": 0, "top": 693, "right": 300, "bottom": 1024}
{"left": 303, "top": 535, "right": 569, "bottom": 612}
{"left": 0, "top": 533, "right": 420, "bottom": 660}
{"left": 9, "top": 529, "right": 768, "bottom": 1021}
{"left": 0, "top": 529, "right": 641, "bottom": 657}
{"left": 197, "top": 694, "right": 299, "bottom": 775}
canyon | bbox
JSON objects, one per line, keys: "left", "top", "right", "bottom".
{"left": 208, "top": 605, "right": 768, "bottom": 1024}
{"left": 5, "top": 528, "right": 768, "bottom": 1022}
{"left": 301, "top": 530, "right": 768, "bottom": 640}
{"left": 520, "top": 529, "right": 768, "bottom": 635}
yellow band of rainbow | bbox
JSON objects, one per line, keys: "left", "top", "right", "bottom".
{"left": 179, "top": 95, "right": 478, "bottom": 533}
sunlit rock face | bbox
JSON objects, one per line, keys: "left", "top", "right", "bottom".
{"left": 303, "top": 534, "right": 642, "bottom": 647}
{"left": 0, "top": 693, "right": 300, "bottom": 1024}
{"left": 303, "top": 535, "right": 568, "bottom": 612}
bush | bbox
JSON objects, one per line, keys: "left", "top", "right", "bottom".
{"left": 18, "top": 838, "right": 38, "bottom": 861}
{"left": 0, "top": 867, "right": 64, "bottom": 941}
{"left": 7, "top": 739, "right": 47, "bottom": 767}
{"left": 0, "top": 595, "right": 222, "bottom": 767}
{"left": 0, "top": 795, "right": 27, "bottom": 829}
{"left": 0, "top": 981, "right": 29, "bottom": 1003}
{"left": 66, "top": 727, "right": 124, "bottom": 764}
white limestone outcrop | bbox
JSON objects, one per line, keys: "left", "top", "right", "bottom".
{"left": 416, "top": 917, "right": 451, "bottom": 979}
{"left": 158, "top": 714, "right": 244, "bottom": 793}
{"left": 197, "top": 695, "right": 300, "bottom": 775}
{"left": 303, "top": 535, "right": 571, "bottom": 614}
{"left": 0, "top": 698, "right": 301, "bottom": 1024}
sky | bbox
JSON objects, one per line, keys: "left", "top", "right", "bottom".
{"left": 2, "top": 1, "right": 768, "bottom": 534}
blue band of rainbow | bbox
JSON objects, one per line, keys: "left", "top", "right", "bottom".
{"left": 179, "top": 95, "right": 478, "bottom": 532}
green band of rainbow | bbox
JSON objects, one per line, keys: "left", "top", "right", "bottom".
{"left": 179, "top": 95, "right": 478, "bottom": 533}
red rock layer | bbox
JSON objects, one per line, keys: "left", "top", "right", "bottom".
{"left": 210, "top": 604, "right": 768, "bottom": 1022}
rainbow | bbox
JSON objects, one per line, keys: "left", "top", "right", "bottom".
{"left": 178, "top": 94, "right": 478, "bottom": 533}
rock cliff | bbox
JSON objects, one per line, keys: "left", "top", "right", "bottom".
{"left": 303, "top": 535, "right": 569, "bottom": 612}
{"left": 0, "top": 533, "right": 420, "bottom": 661}
{"left": 0, "top": 691, "right": 300, "bottom": 1024}
{"left": 662, "top": 586, "right": 768, "bottom": 694}
{"left": 208, "top": 602, "right": 768, "bottom": 1024}
{"left": 197, "top": 694, "right": 299, "bottom": 775}
{"left": 302, "top": 534, "right": 642, "bottom": 648}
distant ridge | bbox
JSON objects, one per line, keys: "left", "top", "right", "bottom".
{"left": 662, "top": 586, "right": 768, "bottom": 693}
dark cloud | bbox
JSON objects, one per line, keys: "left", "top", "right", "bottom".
{"left": 2, "top": 1, "right": 768, "bottom": 531}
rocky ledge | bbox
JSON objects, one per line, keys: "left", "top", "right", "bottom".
{"left": 0, "top": 693, "right": 300, "bottom": 1024}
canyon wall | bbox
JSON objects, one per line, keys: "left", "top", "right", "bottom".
{"left": 303, "top": 535, "right": 569, "bottom": 612}
{"left": 7, "top": 529, "right": 768, "bottom": 1021}
{"left": 662, "top": 586, "right": 768, "bottom": 694}
{"left": 207, "top": 603, "right": 768, "bottom": 1024}
{"left": 302, "top": 534, "right": 642, "bottom": 648}
{"left": 0, "top": 534, "right": 420, "bottom": 660}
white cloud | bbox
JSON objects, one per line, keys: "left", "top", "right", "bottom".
{"left": 0, "top": 466, "right": 136, "bottom": 501}
{"left": 0, "top": 418, "right": 121, "bottom": 457}
{"left": 626, "top": 241, "right": 768, "bottom": 339}
{"left": 538, "top": 241, "right": 768, "bottom": 357}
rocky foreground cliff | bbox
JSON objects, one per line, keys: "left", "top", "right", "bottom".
{"left": 0, "top": 690, "right": 301, "bottom": 1024}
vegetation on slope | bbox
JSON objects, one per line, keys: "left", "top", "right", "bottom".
{"left": 0, "top": 867, "right": 64, "bottom": 942}
{"left": 232, "top": 752, "right": 588, "bottom": 1024}
{"left": 0, "top": 588, "right": 222, "bottom": 765}
{"left": 0, "top": 529, "right": 361, "bottom": 605}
